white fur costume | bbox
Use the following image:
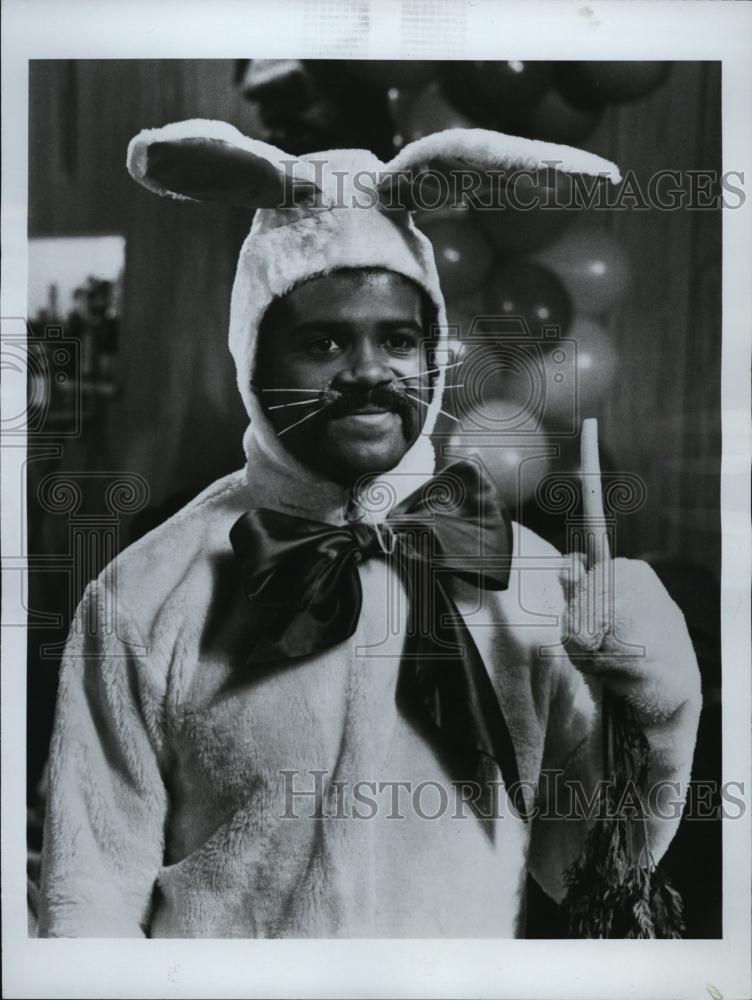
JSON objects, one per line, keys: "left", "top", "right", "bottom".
{"left": 38, "top": 121, "right": 699, "bottom": 938}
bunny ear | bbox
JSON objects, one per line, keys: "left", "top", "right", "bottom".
{"left": 126, "top": 118, "right": 320, "bottom": 209}
{"left": 378, "top": 127, "right": 621, "bottom": 209}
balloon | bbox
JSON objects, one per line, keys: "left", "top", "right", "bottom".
{"left": 346, "top": 60, "right": 439, "bottom": 89}
{"left": 440, "top": 61, "right": 553, "bottom": 129}
{"left": 441, "top": 398, "right": 554, "bottom": 509}
{"left": 532, "top": 223, "right": 631, "bottom": 317}
{"left": 557, "top": 61, "right": 670, "bottom": 106}
{"left": 568, "top": 317, "right": 619, "bottom": 410}
{"left": 474, "top": 170, "right": 575, "bottom": 256}
{"left": 419, "top": 219, "right": 494, "bottom": 298}
{"left": 518, "top": 87, "right": 603, "bottom": 145}
{"left": 413, "top": 203, "right": 472, "bottom": 229}
{"left": 393, "top": 82, "right": 475, "bottom": 145}
{"left": 485, "top": 262, "right": 574, "bottom": 339}
{"left": 444, "top": 288, "right": 487, "bottom": 341}
{"left": 501, "top": 318, "right": 618, "bottom": 428}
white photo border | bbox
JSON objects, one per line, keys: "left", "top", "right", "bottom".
{"left": 2, "top": 1, "right": 750, "bottom": 998}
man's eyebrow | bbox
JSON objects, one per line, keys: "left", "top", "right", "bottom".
{"left": 377, "top": 318, "right": 424, "bottom": 331}
{"left": 288, "top": 319, "right": 353, "bottom": 336}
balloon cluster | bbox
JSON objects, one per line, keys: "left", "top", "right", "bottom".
{"left": 363, "top": 60, "right": 669, "bottom": 509}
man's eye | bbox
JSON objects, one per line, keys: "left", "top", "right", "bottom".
{"left": 383, "top": 332, "right": 419, "bottom": 354}
{"left": 307, "top": 337, "right": 341, "bottom": 357}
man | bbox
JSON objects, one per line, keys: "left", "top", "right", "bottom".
{"left": 38, "top": 119, "right": 701, "bottom": 938}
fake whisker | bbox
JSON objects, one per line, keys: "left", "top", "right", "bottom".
{"left": 277, "top": 405, "right": 327, "bottom": 437}
{"left": 423, "top": 360, "right": 466, "bottom": 377}
{"left": 404, "top": 393, "right": 461, "bottom": 424}
{"left": 267, "top": 398, "right": 320, "bottom": 411}
{"left": 398, "top": 382, "right": 464, "bottom": 393}
{"left": 392, "top": 360, "right": 465, "bottom": 383}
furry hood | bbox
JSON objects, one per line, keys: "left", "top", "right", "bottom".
{"left": 127, "top": 118, "right": 620, "bottom": 519}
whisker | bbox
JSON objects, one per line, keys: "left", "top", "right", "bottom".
{"left": 392, "top": 360, "right": 465, "bottom": 383}
{"left": 277, "top": 405, "right": 327, "bottom": 437}
{"left": 261, "top": 388, "right": 324, "bottom": 393}
{"left": 395, "top": 382, "right": 464, "bottom": 392}
{"left": 404, "top": 392, "right": 461, "bottom": 424}
{"left": 267, "top": 398, "right": 320, "bottom": 411}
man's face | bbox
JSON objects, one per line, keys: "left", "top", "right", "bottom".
{"left": 254, "top": 270, "right": 434, "bottom": 486}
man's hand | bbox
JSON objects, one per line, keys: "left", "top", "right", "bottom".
{"left": 560, "top": 554, "right": 701, "bottom": 725}
{"left": 559, "top": 418, "right": 701, "bottom": 727}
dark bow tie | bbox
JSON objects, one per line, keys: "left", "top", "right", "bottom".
{"left": 230, "top": 461, "right": 526, "bottom": 825}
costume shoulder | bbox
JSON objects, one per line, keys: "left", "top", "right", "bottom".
{"left": 94, "top": 469, "right": 250, "bottom": 637}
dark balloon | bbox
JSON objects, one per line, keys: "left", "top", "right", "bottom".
{"left": 518, "top": 87, "right": 603, "bottom": 145}
{"left": 557, "top": 61, "right": 670, "bottom": 106}
{"left": 486, "top": 262, "right": 574, "bottom": 340}
{"left": 412, "top": 203, "right": 473, "bottom": 229}
{"left": 444, "top": 288, "right": 488, "bottom": 340}
{"left": 440, "top": 61, "right": 553, "bottom": 129}
{"left": 393, "top": 82, "right": 474, "bottom": 145}
{"left": 533, "top": 224, "right": 631, "bottom": 317}
{"left": 419, "top": 219, "right": 495, "bottom": 298}
{"left": 475, "top": 170, "right": 575, "bottom": 256}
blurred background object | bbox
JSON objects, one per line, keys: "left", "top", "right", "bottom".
{"left": 235, "top": 58, "right": 396, "bottom": 157}
{"left": 25, "top": 59, "right": 721, "bottom": 938}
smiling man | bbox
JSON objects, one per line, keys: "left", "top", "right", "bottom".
{"left": 38, "top": 120, "right": 702, "bottom": 939}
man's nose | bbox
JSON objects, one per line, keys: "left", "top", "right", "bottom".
{"left": 337, "top": 341, "right": 392, "bottom": 387}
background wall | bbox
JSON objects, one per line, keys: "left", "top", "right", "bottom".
{"left": 26, "top": 59, "right": 722, "bottom": 937}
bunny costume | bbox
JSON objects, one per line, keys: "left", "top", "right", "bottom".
{"left": 38, "top": 121, "right": 701, "bottom": 938}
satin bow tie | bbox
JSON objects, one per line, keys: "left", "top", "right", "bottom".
{"left": 230, "top": 461, "right": 526, "bottom": 825}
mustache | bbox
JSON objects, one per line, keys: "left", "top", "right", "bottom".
{"left": 257, "top": 380, "right": 434, "bottom": 439}
{"left": 322, "top": 382, "right": 419, "bottom": 420}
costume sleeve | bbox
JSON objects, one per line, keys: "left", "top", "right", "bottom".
{"left": 38, "top": 580, "right": 169, "bottom": 937}
{"left": 527, "top": 592, "right": 702, "bottom": 906}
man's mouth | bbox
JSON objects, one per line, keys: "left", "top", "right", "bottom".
{"left": 333, "top": 406, "right": 391, "bottom": 417}
{"left": 330, "top": 409, "right": 398, "bottom": 429}
{"left": 326, "top": 407, "right": 402, "bottom": 438}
